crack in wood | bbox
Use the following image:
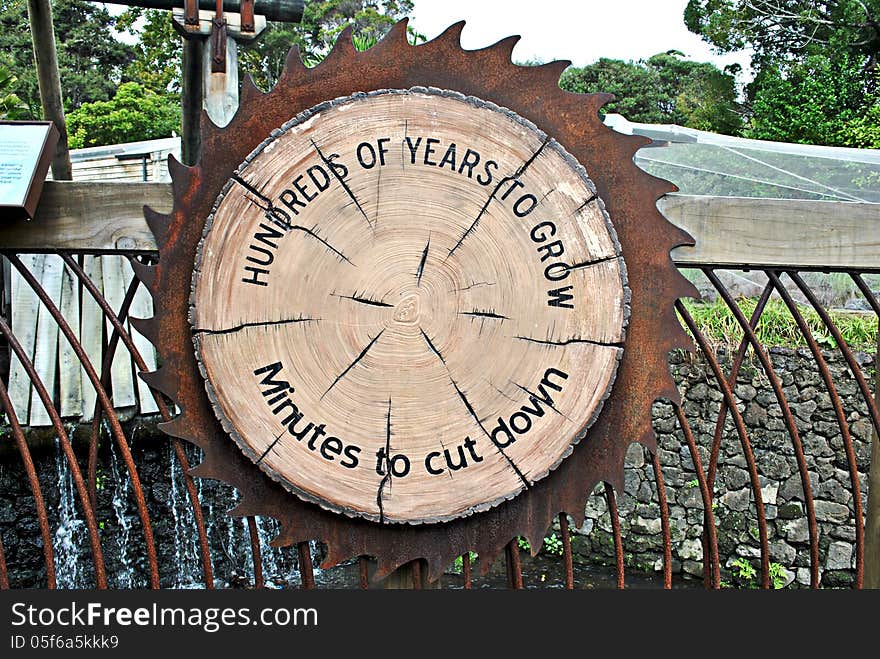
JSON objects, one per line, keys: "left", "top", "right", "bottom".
{"left": 510, "top": 381, "right": 573, "bottom": 421}
{"left": 310, "top": 138, "right": 373, "bottom": 231}
{"left": 460, "top": 309, "right": 508, "bottom": 320}
{"left": 331, "top": 291, "right": 393, "bottom": 308}
{"left": 256, "top": 429, "right": 286, "bottom": 465}
{"left": 416, "top": 236, "right": 430, "bottom": 286}
{"left": 565, "top": 254, "right": 619, "bottom": 272}
{"left": 514, "top": 335, "right": 623, "bottom": 348}
{"left": 321, "top": 329, "right": 385, "bottom": 399}
{"left": 449, "top": 377, "right": 530, "bottom": 488}
{"left": 572, "top": 193, "right": 598, "bottom": 215}
{"left": 446, "top": 135, "right": 552, "bottom": 261}
{"left": 193, "top": 316, "right": 318, "bottom": 336}
{"left": 451, "top": 281, "right": 495, "bottom": 292}
{"left": 377, "top": 397, "right": 392, "bottom": 523}
{"left": 419, "top": 328, "right": 446, "bottom": 365}
{"left": 230, "top": 175, "right": 355, "bottom": 266}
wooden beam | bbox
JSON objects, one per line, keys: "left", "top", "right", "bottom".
{"left": 662, "top": 195, "right": 880, "bottom": 272}
{"left": 2, "top": 182, "right": 170, "bottom": 253}
{"left": 3, "top": 184, "right": 879, "bottom": 272}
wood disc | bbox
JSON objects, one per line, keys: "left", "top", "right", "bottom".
{"left": 191, "top": 88, "right": 629, "bottom": 524}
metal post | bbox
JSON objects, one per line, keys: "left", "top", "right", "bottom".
{"left": 26, "top": 0, "right": 72, "bottom": 180}
{"left": 864, "top": 328, "right": 880, "bottom": 587}
{"left": 181, "top": 38, "right": 205, "bottom": 166}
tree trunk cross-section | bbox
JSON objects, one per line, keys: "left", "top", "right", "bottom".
{"left": 191, "top": 89, "right": 629, "bottom": 524}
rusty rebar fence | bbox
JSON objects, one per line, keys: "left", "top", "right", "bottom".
{"left": 0, "top": 251, "right": 876, "bottom": 589}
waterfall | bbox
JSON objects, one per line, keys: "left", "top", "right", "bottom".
{"left": 52, "top": 437, "right": 86, "bottom": 588}
{"left": 108, "top": 444, "right": 135, "bottom": 588}
{"left": 168, "top": 443, "right": 201, "bottom": 588}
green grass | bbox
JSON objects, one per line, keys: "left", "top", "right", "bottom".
{"left": 679, "top": 297, "right": 877, "bottom": 354}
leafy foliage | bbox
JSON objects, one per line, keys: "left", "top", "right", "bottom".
{"left": 240, "top": 0, "right": 422, "bottom": 91}
{"left": 559, "top": 51, "right": 741, "bottom": 134}
{"left": 684, "top": 1, "right": 880, "bottom": 146}
{"left": 117, "top": 8, "right": 181, "bottom": 95}
{"left": 0, "top": 62, "right": 28, "bottom": 119}
{"left": 0, "top": 0, "right": 133, "bottom": 118}
{"left": 66, "top": 82, "right": 179, "bottom": 148}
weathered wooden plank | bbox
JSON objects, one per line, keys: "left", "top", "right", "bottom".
{"left": 58, "top": 261, "right": 83, "bottom": 418}
{"left": 29, "top": 254, "right": 63, "bottom": 426}
{"left": 79, "top": 256, "right": 103, "bottom": 422}
{"left": 662, "top": 195, "right": 880, "bottom": 271}
{"left": 7, "top": 255, "right": 44, "bottom": 422}
{"left": 3, "top": 185, "right": 880, "bottom": 270}
{"left": 3, "top": 181, "right": 170, "bottom": 252}
{"left": 101, "top": 255, "right": 137, "bottom": 410}
{"left": 121, "top": 257, "right": 159, "bottom": 415}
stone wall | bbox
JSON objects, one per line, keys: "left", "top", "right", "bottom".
{"left": 0, "top": 347, "right": 875, "bottom": 588}
{"left": 570, "top": 347, "right": 875, "bottom": 588}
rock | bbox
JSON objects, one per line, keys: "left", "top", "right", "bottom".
{"left": 780, "top": 472, "right": 818, "bottom": 501}
{"left": 658, "top": 449, "right": 678, "bottom": 467}
{"left": 720, "top": 488, "right": 750, "bottom": 512}
{"left": 625, "top": 443, "right": 645, "bottom": 469}
{"left": 744, "top": 402, "right": 768, "bottom": 427}
{"left": 735, "top": 384, "right": 757, "bottom": 401}
{"left": 636, "top": 481, "right": 654, "bottom": 503}
{"left": 683, "top": 560, "right": 703, "bottom": 576}
{"left": 722, "top": 466, "right": 749, "bottom": 490}
{"left": 802, "top": 435, "right": 833, "bottom": 458}
{"left": 678, "top": 486, "right": 705, "bottom": 510}
{"left": 585, "top": 494, "right": 607, "bottom": 519}
{"left": 814, "top": 500, "right": 850, "bottom": 523}
{"left": 632, "top": 516, "right": 662, "bottom": 535}
{"left": 796, "top": 567, "right": 815, "bottom": 586}
{"left": 760, "top": 479, "right": 779, "bottom": 505}
{"left": 782, "top": 518, "right": 809, "bottom": 543}
{"left": 825, "top": 542, "right": 853, "bottom": 570}
{"left": 689, "top": 382, "right": 709, "bottom": 401}
{"left": 850, "top": 419, "right": 872, "bottom": 442}
{"left": 793, "top": 399, "right": 818, "bottom": 421}
{"left": 679, "top": 538, "right": 703, "bottom": 561}
{"left": 736, "top": 544, "right": 761, "bottom": 558}
{"left": 770, "top": 539, "right": 796, "bottom": 564}
{"left": 777, "top": 502, "right": 804, "bottom": 519}
{"left": 577, "top": 518, "right": 594, "bottom": 535}
{"left": 624, "top": 469, "right": 640, "bottom": 496}
{"left": 830, "top": 525, "right": 856, "bottom": 542}
{"left": 815, "top": 478, "right": 851, "bottom": 505}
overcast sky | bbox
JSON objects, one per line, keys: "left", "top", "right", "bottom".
{"left": 409, "top": 0, "right": 752, "bottom": 78}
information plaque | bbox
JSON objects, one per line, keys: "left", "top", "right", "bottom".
{"left": 0, "top": 121, "right": 59, "bottom": 220}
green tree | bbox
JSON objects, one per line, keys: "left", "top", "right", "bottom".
{"left": 746, "top": 53, "right": 871, "bottom": 146}
{"left": 0, "top": 61, "right": 28, "bottom": 119}
{"left": 118, "top": 8, "right": 181, "bottom": 94}
{"left": 66, "top": 81, "right": 179, "bottom": 148}
{"left": 559, "top": 52, "right": 741, "bottom": 134}
{"left": 240, "top": 0, "right": 420, "bottom": 91}
{"left": 684, "top": 0, "right": 880, "bottom": 70}
{"left": 0, "top": 0, "right": 133, "bottom": 118}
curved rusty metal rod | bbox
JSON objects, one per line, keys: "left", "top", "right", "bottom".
{"left": 0, "top": 317, "right": 107, "bottom": 588}
{"left": 86, "top": 274, "right": 139, "bottom": 509}
{"left": 768, "top": 271, "right": 863, "bottom": 587}
{"left": 0, "top": 532, "right": 8, "bottom": 589}
{"left": 297, "top": 541, "right": 315, "bottom": 589}
{"left": 0, "top": 377, "right": 55, "bottom": 587}
{"left": 246, "top": 516, "right": 264, "bottom": 588}
{"left": 358, "top": 556, "right": 370, "bottom": 589}
{"left": 558, "top": 513, "right": 574, "bottom": 589}
{"left": 674, "top": 404, "right": 721, "bottom": 588}
{"left": 461, "top": 552, "right": 472, "bottom": 589}
{"left": 850, "top": 274, "right": 880, "bottom": 317}
{"left": 6, "top": 253, "right": 160, "bottom": 588}
{"left": 676, "top": 300, "right": 770, "bottom": 588}
{"left": 707, "top": 283, "right": 774, "bottom": 490}
{"left": 787, "top": 271, "right": 880, "bottom": 435}
{"left": 704, "top": 267, "right": 819, "bottom": 588}
{"left": 604, "top": 483, "right": 625, "bottom": 589}
{"left": 411, "top": 559, "right": 423, "bottom": 589}
{"left": 505, "top": 538, "right": 523, "bottom": 589}
{"left": 61, "top": 253, "right": 214, "bottom": 588}
{"left": 650, "top": 447, "right": 672, "bottom": 589}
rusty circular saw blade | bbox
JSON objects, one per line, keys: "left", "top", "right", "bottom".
{"left": 135, "top": 19, "right": 697, "bottom": 584}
